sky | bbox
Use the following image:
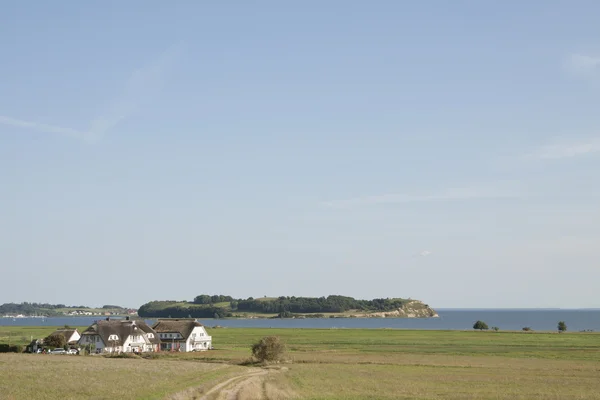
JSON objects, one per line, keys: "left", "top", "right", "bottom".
{"left": 1, "top": 1, "right": 600, "bottom": 309}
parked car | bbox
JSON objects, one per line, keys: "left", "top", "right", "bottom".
{"left": 66, "top": 348, "right": 79, "bottom": 355}
{"left": 50, "top": 348, "right": 66, "bottom": 355}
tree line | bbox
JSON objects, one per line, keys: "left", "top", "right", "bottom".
{"left": 0, "top": 302, "right": 129, "bottom": 316}
{"left": 137, "top": 295, "right": 414, "bottom": 318}
{"left": 0, "top": 302, "right": 87, "bottom": 316}
{"left": 236, "top": 296, "right": 410, "bottom": 313}
{"left": 137, "top": 301, "right": 233, "bottom": 318}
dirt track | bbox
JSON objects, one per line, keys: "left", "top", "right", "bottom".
{"left": 199, "top": 368, "right": 267, "bottom": 400}
{"left": 167, "top": 366, "right": 293, "bottom": 400}
{"left": 200, "top": 367, "right": 294, "bottom": 400}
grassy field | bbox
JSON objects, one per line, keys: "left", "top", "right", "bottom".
{"left": 2, "top": 327, "right": 600, "bottom": 399}
{"left": 0, "top": 353, "right": 244, "bottom": 400}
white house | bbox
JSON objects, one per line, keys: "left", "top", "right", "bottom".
{"left": 152, "top": 319, "right": 212, "bottom": 352}
{"left": 48, "top": 328, "right": 81, "bottom": 345}
{"left": 78, "top": 317, "right": 160, "bottom": 353}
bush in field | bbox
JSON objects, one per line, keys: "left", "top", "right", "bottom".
{"left": 558, "top": 321, "right": 567, "bottom": 333}
{"left": 473, "top": 320, "right": 489, "bottom": 330}
{"left": 11, "top": 345, "right": 23, "bottom": 353}
{"left": 522, "top": 327, "right": 532, "bottom": 332}
{"left": 251, "top": 336, "right": 286, "bottom": 363}
{"left": 492, "top": 326, "right": 499, "bottom": 332}
{"left": 44, "top": 333, "right": 66, "bottom": 348}
{"left": 0, "top": 344, "right": 23, "bottom": 353}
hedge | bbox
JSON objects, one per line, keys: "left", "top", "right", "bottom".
{"left": 0, "top": 343, "right": 24, "bottom": 353}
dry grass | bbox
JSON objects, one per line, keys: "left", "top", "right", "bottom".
{"left": 285, "top": 359, "right": 600, "bottom": 399}
{"left": 0, "top": 353, "right": 242, "bottom": 400}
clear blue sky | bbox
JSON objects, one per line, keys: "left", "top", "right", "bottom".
{"left": 1, "top": 1, "right": 599, "bottom": 308}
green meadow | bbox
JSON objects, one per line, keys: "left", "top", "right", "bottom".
{"left": 1, "top": 327, "right": 600, "bottom": 399}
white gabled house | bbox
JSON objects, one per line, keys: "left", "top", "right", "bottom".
{"left": 152, "top": 319, "right": 212, "bottom": 352}
{"left": 78, "top": 317, "right": 160, "bottom": 353}
{"left": 48, "top": 328, "right": 81, "bottom": 345}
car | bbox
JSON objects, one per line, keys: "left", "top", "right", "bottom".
{"left": 66, "top": 348, "right": 79, "bottom": 355}
{"left": 50, "top": 348, "right": 66, "bottom": 355}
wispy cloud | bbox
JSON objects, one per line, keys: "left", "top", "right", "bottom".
{"left": 564, "top": 54, "right": 600, "bottom": 78}
{"left": 322, "top": 183, "right": 522, "bottom": 208}
{"left": 418, "top": 250, "right": 432, "bottom": 257}
{"left": 87, "top": 42, "right": 184, "bottom": 141}
{"left": 525, "top": 137, "right": 600, "bottom": 160}
{"left": 0, "top": 42, "right": 184, "bottom": 142}
{"left": 0, "top": 115, "right": 88, "bottom": 140}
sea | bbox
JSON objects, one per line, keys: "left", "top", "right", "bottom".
{"left": 1, "top": 309, "right": 599, "bottom": 331}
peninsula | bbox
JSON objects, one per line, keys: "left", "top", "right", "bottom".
{"left": 137, "top": 294, "right": 439, "bottom": 319}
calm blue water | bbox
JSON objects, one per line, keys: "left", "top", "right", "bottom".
{"left": 1, "top": 310, "right": 599, "bottom": 331}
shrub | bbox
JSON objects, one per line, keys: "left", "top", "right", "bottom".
{"left": 0, "top": 344, "right": 23, "bottom": 353}
{"left": 473, "top": 320, "right": 489, "bottom": 330}
{"left": 251, "top": 336, "right": 286, "bottom": 363}
{"left": 492, "top": 326, "right": 499, "bottom": 332}
{"left": 522, "top": 327, "right": 532, "bottom": 332}
{"left": 11, "top": 345, "right": 24, "bottom": 353}
{"left": 277, "top": 311, "right": 294, "bottom": 318}
{"left": 558, "top": 321, "right": 567, "bottom": 333}
{"left": 44, "top": 333, "right": 66, "bottom": 348}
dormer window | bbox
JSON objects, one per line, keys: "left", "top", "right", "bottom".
{"left": 147, "top": 333, "right": 154, "bottom": 338}
{"left": 108, "top": 334, "right": 119, "bottom": 341}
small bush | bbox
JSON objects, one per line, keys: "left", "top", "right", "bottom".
{"left": 44, "top": 333, "right": 66, "bottom": 348}
{"left": 492, "top": 327, "right": 499, "bottom": 332}
{"left": 0, "top": 344, "right": 23, "bottom": 353}
{"left": 251, "top": 336, "right": 286, "bottom": 363}
{"left": 558, "top": 321, "right": 567, "bottom": 333}
{"left": 522, "top": 327, "right": 532, "bottom": 332}
{"left": 277, "top": 311, "right": 294, "bottom": 318}
{"left": 12, "top": 345, "right": 24, "bottom": 353}
{"left": 473, "top": 320, "right": 489, "bottom": 330}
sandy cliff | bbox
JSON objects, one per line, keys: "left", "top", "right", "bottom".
{"left": 349, "top": 300, "right": 439, "bottom": 318}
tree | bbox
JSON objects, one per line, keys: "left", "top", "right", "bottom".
{"left": 558, "top": 321, "right": 567, "bottom": 333}
{"left": 251, "top": 336, "right": 286, "bottom": 363}
{"left": 194, "top": 295, "right": 212, "bottom": 305}
{"left": 278, "top": 311, "right": 293, "bottom": 318}
{"left": 44, "top": 333, "right": 66, "bottom": 348}
{"left": 473, "top": 320, "right": 489, "bottom": 330}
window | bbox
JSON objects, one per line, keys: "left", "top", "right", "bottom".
{"left": 148, "top": 333, "right": 154, "bottom": 338}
